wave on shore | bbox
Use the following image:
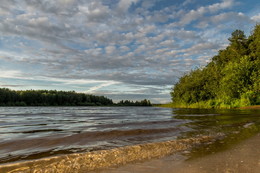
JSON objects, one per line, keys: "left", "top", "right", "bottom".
{"left": 0, "top": 136, "right": 213, "bottom": 173}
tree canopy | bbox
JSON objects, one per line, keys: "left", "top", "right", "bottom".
{"left": 0, "top": 89, "right": 114, "bottom": 106}
{"left": 117, "top": 99, "right": 152, "bottom": 106}
{"left": 171, "top": 24, "right": 260, "bottom": 108}
{"left": 0, "top": 88, "right": 152, "bottom": 107}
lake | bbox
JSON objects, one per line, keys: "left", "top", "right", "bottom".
{"left": 0, "top": 107, "right": 259, "bottom": 170}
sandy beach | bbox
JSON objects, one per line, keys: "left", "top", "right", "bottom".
{"left": 95, "top": 133, "right": 260, "bottom": 173}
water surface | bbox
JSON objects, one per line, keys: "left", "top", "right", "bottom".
{"left": 0, "top": 107, "right": 259, "bottom": 164}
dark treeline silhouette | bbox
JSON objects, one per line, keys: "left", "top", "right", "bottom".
{"left": 117, "top": 99, "right": 152, "bottom": 106}
{"left": 0, "top": 88, "right": 153, "bottom": 106}
{"left": 171, "top": 24, "right": 260, "bottom": 108}
{"left": 0, "top": 88, "right": 113, "bottom": 106}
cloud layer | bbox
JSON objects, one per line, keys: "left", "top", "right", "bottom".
{"left": 0, "top": 0, "right": 259, "bottom": 103}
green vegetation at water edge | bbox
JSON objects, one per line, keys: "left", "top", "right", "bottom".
{"left": 170, "top": 24, "right": 260, "bottom": 108}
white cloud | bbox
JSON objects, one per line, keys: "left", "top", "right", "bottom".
{"left": 160, "top": 40, "right": 174, "bottom": 47}
{"left": 141, "top": 0, "right": 156, "bottom": 9}
{"left": 78, "top": 2, "right": 110, "bottom": 22}
{"left": 105, "top": 45, "right": 116, "bottom": 55}
{"left": 208, "top": 0, "right": 234, "bottom": 12}
{"left": 118, "top": 0, "right": 139, "bottom": 12}
{"left": 179, "top": 0, "right": 235, "bottom": 26}
{"left": 58, "top": 0, "right": 75, "bottom": 5}
{"left": 120, "top": 46, "right": 130, "bottom": 52}
{"left": 85, "top": 81, "right": 119, "bottom": 93}
{"left": 0, "top": 70, "right": 26, "bottom": 79}
{"left": 251, "top": 13, "right": 260, "bottom": 22}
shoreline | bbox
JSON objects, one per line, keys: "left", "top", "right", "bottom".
{"left": 238, "top": 105, "right": 260, "bottom": 109}
{"left": 0, "top": 136, "right": 213, "bottom": 173}
{"left": 156, "top": 104, "right": 260, "bottom": 110}
{"left": 92, "top": 133, "right": 260, "bottom": 173}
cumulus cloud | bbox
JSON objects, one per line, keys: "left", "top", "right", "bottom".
{"left": 0, "top": 0, "right": 257, "bottom": 102}
{"left": 251, "top": 13, "right": 260, "bottom": 22}
{"left": 118, "top": 0, "right": 139, "bottom": 13}
{"left": 179, "top": 0, "right": 235, "bottom": 26}
{"left": 78, "top": 1, "right": 111, "bottom": 22}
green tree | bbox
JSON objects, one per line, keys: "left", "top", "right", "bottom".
{"left": 171, "top": 25, "right": 260, "bottom": 108}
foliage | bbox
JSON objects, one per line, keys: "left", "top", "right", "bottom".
{"left": 116, "top": 99, "right": 152, "bottom": 106}
{"left": 171, "top": 24, "right": 260, "bottom": 108}
{"left": 0, "top": 89, "right": 113, "bottom": 106}
{"left": 0, "top": 88, "right": 153, "bottom": 107}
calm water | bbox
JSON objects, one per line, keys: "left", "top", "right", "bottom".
{"left": 0, "top": 107, "right": 259, "bottom": 164}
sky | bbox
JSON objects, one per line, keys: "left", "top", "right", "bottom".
{"left": 0, "top": 0, "right": 259, "bottom": 103}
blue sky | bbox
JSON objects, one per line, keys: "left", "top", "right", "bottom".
{"left": 0, "top": 0, "right": 259, "bottom": 103}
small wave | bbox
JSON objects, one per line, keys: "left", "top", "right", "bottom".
{"left": 22, "top": 129, "right": 63, "bottom": 134}
{"left": 61, "top": 127, "right": 183, "bottom": 143}
{"left": 93, "top": 119, "right": 181, "bottom": 129}
{"left": 0, "top": 136, "right": 213, "bottom": 173}
{"left": 0, "top": 127, "right": 185, "bottom": 163}
{"left": 1, "top": 129, "right": 63, "bottom": 134}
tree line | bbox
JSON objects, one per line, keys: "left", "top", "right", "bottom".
{"left": 117, "top": 99, "right": 152, "bottom": 106}
{"left": 0, "top": 88, "right": 113, "bottom": 106}
{"left": 0, "top": 88, "right": 152, "bottom": 106}
{"left": 171, "top": 24, "right": 260, "bottom": 108}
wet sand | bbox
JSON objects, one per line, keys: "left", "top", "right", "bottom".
{"left": 95, "top": 133, "right": 260, "bottom": 173}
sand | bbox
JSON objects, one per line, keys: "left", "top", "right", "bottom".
{"left": 96, "top": 133, "right": 260, "bottom": 173}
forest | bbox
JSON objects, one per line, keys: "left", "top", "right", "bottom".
{"left": 0, "top": 88, "right": 114, "bottom": 106}
{"left": 171, "top": 24, "right": 260, "bottom": 108}
{"left": 0, "top": 88, "right": 152, "bottom": 106}
{"left": 117, "top": 99, "right": 152, "bottom": 106}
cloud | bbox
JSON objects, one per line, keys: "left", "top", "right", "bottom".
{"left": 85, "top": 81, "right": 119, "bottom": 93}
{"left": 208, "top": 0, "right": 234, "bottom": 12}
{"left": 0, "top": 0, "right": 258, "bottom": 103}
{"left": 117, "top": 0, "right": 139, "bottom": 13}
{"left": 141, "top": 0, "right": 156, "bottom": 9}
{"left": 251, "top": 13, "right": 260, "bottom": 22}
{"left": 105, "top": 45, "right": 116, "bottom": 55}
{"left": 179, "top": 0, "right": 235, "bottom": 26}
{"left": 0, "top": 70, "right": 26, "bottom": 79}
{"left": 78, "top": 1, "right": 111, "bottom": 23}
{"left": 182, "top": 0, "right": 195, "bottom": 7}
{"left": 210, "top": 12, "right": 248, "bottom": 23}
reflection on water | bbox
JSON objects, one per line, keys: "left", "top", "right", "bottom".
{"left": 0, "top": 107, "right": 259, "bottom": 164}
{"left": 172, "top": 108, "right": 260, "bottom": 159}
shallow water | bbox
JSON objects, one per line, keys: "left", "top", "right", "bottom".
{"left": 95, "top": 133, "right": 260, "bottom": 173}
{"left": 0, "top": 107, "right": 259, "bottom": 165}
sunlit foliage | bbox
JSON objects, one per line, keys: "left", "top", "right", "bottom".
{"left": 171, "top": 24, "right": 260, "bottom": 108}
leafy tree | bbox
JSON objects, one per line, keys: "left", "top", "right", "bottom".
{"left": 171, "top": 24, "right": 260, "bottom": 108}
